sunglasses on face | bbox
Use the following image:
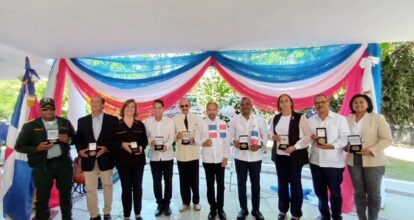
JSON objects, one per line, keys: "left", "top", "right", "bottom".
{"left": 41, "top": 107, "right": 55, "bottom": 111}
{"left": 180, "top": 104, "right": 189, "bottom": 108}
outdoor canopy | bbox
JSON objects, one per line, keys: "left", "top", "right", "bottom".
{"left": 1, "top": 0, "right": 414, "bottom": 79}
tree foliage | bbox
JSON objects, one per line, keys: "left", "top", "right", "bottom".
{"left": 382, "top": 42, "right": 414, "bottom": 125}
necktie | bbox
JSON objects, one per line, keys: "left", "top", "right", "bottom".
{"left": 184, "top": 116, "right": 188, "bottom": 131}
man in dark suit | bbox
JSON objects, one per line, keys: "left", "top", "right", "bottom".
{"left": 75, "top": 96, "right": 118, "bottom": 220}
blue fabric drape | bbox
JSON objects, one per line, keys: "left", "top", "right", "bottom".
{"left": 70, "top": 52, "right": 210, "bottom": 89}
{"left": 211, "top": 44, "right": 361, "bottom": 83}
{"left": 367, "top": 43, "right": 382, "bottom": 112}
{"left": 67, "top": 44, "right": 368, "bottom": 88}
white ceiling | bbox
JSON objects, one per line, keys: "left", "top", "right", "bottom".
{"left": 1, "top": 0, "right": 414, "bottom": 79}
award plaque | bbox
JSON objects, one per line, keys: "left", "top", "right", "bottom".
{"left": 348, "top": 135, "right": 362, "bottom": 153}
{"left": 316, "top": 127, "right": 327, "bottom": 145}
{"left": 155, "top": 136, "right": 164, "bottom": 151}
{"left": 278, "top": 135, "right": 289, "bottom": 150}
{"left": 130, "top": 141, "right": 140, "bottom": 155}
{"left": 181, "top": 131, "right": 190, "bottom": 145}
{"left": 88, "top": 143, "right": 97, "bottom": 157}
{"left": 239, "top": 135, "right": 249, "bottom": 150}
{"left": 47, "top": 129, "right": 59, "bottom": 144}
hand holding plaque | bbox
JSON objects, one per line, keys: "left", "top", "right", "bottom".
{"left": 348, "top": 135, "right": 362, "bottom": 153}
{"left": 155, "top": 136, "right": 164, "bottom": 151}
{"left": 88, "top": 143, "right": 97, "bottom": 157}
{"left": 239, "top": 135, "right": 249, "bottom": 150}
{"left": 47, "top": 129, "right": 59, "bottom": 144}
{"left": 316, "top": 128, "right": 327, "bottom": 145}
{"left": 278, "top": 135, "right": 289, "bottom": 150}
{"left": 181, "top": 131, "right": 190, "bottom": 145}
{"left": 130, "top": 141, "right": 141, "bottom": 155}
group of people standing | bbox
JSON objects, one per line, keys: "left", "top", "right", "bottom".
{"left": 15, "top": 92, "right": 392, "bottom": 220}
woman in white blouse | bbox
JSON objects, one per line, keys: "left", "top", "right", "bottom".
{"left": 270, "top": 94, "right": 311, "bottom": 220}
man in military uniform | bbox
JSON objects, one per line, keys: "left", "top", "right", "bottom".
{"left": 15, "top": 98, "right": 75, "bottom": 220}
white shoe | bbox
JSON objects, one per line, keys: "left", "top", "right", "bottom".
{"left": 179, "top": 204, "right": 189, "bottom": 212}
{"left": 193, "top": 203, "right": 201, "bottom": 211}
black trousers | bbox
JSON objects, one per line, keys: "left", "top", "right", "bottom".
{"left": 177, "top": 159, "right": 200, "bottom": 205}
{"left": 33, "top": 157, "right": 73, "bottom": 220}
{"left": 310, "top": 164, "right": 344, "bottom": 220}
{"left": 234, "top": 159, "right": 261, "bottom": 212}
{"left": 275, "top": 155, "right": 304, "bottom": 218}
{"left": 203, "top": 162, "right": 225, "bottom": 212}
{"left": 150, "top": 160, "right": 173, "bottom": 207}
{"left": 117, "top": 162, "right": 145, "bottom": 217}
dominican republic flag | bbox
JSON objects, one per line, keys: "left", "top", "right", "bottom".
{"left": 250, "top": 130, "right": 259, "bottom": 145}
{"left": 219, "top": 124, "right": 227, "bottom": 138}
{"left": 0, "top": 58, "right": 39, "bottom": 220}
{"left": 208, "top": 124, "right": 227, "bottom": 139}
{"left": 208, "top": 124, "right": 218, "bottom": 139}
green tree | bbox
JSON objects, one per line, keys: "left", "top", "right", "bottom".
{"left": 382, "top": 42, "right": 414, "bottom": 125}
{"left": 190, "top": 67, "right": 238, "bottom": 108}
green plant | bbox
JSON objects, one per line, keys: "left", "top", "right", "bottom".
{"left": 382, "top": 42, "right": 414, "bottom": 125}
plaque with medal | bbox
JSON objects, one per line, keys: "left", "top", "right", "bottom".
{"left": 239, "top": 135, "right": 249, "bottom": 150}
{"left": 155, "top": 136, "right": 164, "bottom": 151}
{"left": 181, "top": 131, "right": 190, "bottom": 145}
{"left": 88, "top": 143, "right": 97, "bottom": 157}
{"left": 47, "top": 129, "right": 59, "bottom": 144}
{"left": 278, "top": 135, "right": 289, "bottom": 150}
{"left": 348, "top": 135, "right": 362, "bottom": 153}
{"left": 316, "top": 127, "right": 327, "bottom": 145}
{"left": 130, "top": 141, "right": 141, "bottom": 155}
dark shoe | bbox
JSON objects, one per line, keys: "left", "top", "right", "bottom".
{"left": 218, "top": 210, "right": 227, "bottom": 220}
{"left": 155, "top": 205, "right": 163, "bottom": 217}
{"left": 278, "top": 213, "right": 286, "bottom": 220}
{"left": 103, "top": 214, "right": 111, "bottom": 220}
{"left": 91, "top": 215, "right": 101, "bottom": 220}
{"left": 237, "top": 209, "right": 249, "bottom": 220}
{"left": 136, "top": 216, "right": 143, "bottom": 220}
{"left": 208, "top": 211, "right": 217, "bottom": 220}
{"left": 251, "top": 210, "right": 265, "bottom": 220}
{"left": 163, "top": 206, "right": 172, "bottom": 216}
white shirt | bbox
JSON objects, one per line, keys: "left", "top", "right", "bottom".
{"left": 92, "top": 113, "right": 103, "bottom": 141}
{"left": 195, "top": 117, "right": 230, "bottom": 164}
{"left": 144, "top": 116, "right": 175, "bottom": 161}
{"left": 308, "top": 111, "right": 350, "bottom": 168}
{"left": 350, "top": 113, "right": 367, "bottom": 136}
{"left": 229, "top": 114, "right": 268, "bottom": 162}
{"left": 269, "top": 114, "right": 311, "bottom": 156}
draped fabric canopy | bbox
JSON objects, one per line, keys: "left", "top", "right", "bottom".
{"left": 45, "top": 43, "right": 380, "bottom": 119}
{"left": 43, "top": 43, "right": 382, "bottom": 214}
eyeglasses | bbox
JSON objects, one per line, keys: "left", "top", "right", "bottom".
{"left": 41, "top": 107, "right": 55, "bottom": 111}
{"left": 180, "top": 104, "right": 189, "bottom": 108}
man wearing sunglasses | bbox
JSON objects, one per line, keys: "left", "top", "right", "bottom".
{"left": 173, "top": 98, "right": 203, "bottom": 212}
{"left": 15, "top": 98, "right": 75, "bottom": 220}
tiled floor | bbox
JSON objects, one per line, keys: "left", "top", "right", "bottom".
{"left": 53, "top": 162, "right": 413, "bottom": 220}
